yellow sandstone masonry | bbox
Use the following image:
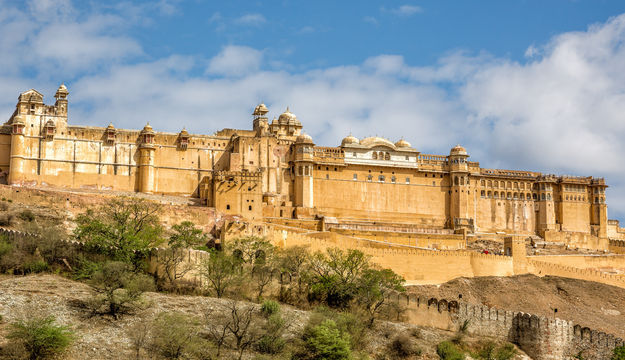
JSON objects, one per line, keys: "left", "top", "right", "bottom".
{"left": 0, "top": 85, "right": 618, "bottom": 249}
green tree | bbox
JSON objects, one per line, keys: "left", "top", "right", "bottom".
{"left": 168, "top": 221, "right": 207, "bottom": 249}
{"left": 89, "top": 261, "right": 155, "bottom": 318}
{"left": 6, "top": 315, "right": 74, "bottom": 360}
{"left": 306, "top": 248, "right": 370, "bottom": 308}
{"left": 200, "top": 250, "right": 238, "bottom": 298}
{"left": 73, "top": 197, "right": 164, "bottom": 269}
{"left": 302, "top": 319, "right": 352, "bottom": 360}
{"left": 356, "top": 268, "right": 405, "bottom": 325}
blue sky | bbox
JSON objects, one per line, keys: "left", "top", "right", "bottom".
{"left": 2, "top": 0, "right": 625, "bottom": 222}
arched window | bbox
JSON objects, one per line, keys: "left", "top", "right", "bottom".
{"left": 494, "top": 181, "right": 498, "bottom": 188}
{"left": 481, "top": 180, "right": 485, "bottom": 186}
{"left": 541, "top": 194, "right": 546, "bottom": 200}
{"left": 487, "top": 191, "right": 492, "bottom": 198}
{"left": 595, "top": 197, "right": 599, "bottom": 203}
{"left": 514, "top": 182, "right": 518, "bottom": 189}
{"left": 566, "top": 195, "right": 569, "bottom": 201}
{"left": 487, "top": 180, "right": 492, "bottom": 187}
{"left": 367, "top": 175, "right": 373, "bottom": 182}
{"left": 507, "top": 181, "right": 512, "bottom": 188}
{"left": 547, "top": 194, "right": 552, "bottom": 200}
{"left": 481, "top": 190, "right": 486, "bottom": 198}
{"left": 385, "top": 152, "right": 390, "bottom": 160}
{"left": 533, "top": 193, "right": 537, "bottom": 200}
{"left": 454, "top": 176, "right": 459, "bottom": 186}
{"left": 372, "top": 152, "right": 378, "bottom": 160}
{"left": 494, "top": 191, "right": 499, "bottom": 198}
{"left": 526, "top": 193, "right": 531, "bottom": 200}
{"left": 507, "top": 192, "right": 512, "bottom": 199}
{"left": 513, "top": 192, "right": 518, "bottom": 200}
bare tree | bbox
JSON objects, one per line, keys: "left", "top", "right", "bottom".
{"left": 224, "top": 301, "right": 261, "bottom": 360}
{"left": 204, "top": 308, "right": 231, "bottom": 358}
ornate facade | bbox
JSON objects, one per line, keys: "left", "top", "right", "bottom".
{"left": 0, "top": 86, "right": 612, "bottom": 241}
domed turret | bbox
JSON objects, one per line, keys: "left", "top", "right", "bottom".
{"left": 450, "top": 144, "right": 467, "bottom": 156}
{"left": 341, "top": 134, "right": 359, "bottom": 146}
{"left": 278, "top": 107, "right": 301, "bottom": 126}
{"left": 253, "top": 103, "right": 269, "bottom": 117}
{"left": 55, "top": 83, "right": 69, "bottom": 99}
{"left": 142, "top": 123, "right": 154, "bottom": 134}
{"left": 179, "top": 128, "right": 189, "bottom": 137}
{"left": 106, "top": 123, "right": 115, "bottom": 130}
{"left": 296, "top": 133, "right": 313, "bottom": 144}
{"left": 395, "top": 138, "right": 411, "bottom": 148}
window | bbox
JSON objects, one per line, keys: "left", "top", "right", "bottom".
{"left": 353, "top": 152, "right": 356, "bottom": 157}
{"left": 226, "top": 204, "right": 231, "bottom": 210}
{"left": 248, "top": 205, "right": 252, "bottom": 211}
{"left": 405, "top": 155, "right": 409, "bottom": 160}
{"left": 384, "top": 152, "right": 390, "bottom": 160}
{"left": 391, "top": 176, "right": 396, "bottom": 183}
{"left": 372, "top": 152, "right": 378, "bottom": 160}
{"left": 367, "top": 175, "right": 373, "bottom": 182}
{"left": 378, "top": 175, "right": 385, "bottom": 182}
{"left": 353, "top": 174, "right": 358, "bottom": 180}
{"left": 325, "top": 174, "right": 329, "bottom": 179}
{"left": 432, "top": 181, "right": 436, "bottom": 186}
{"left": 481, "top": 190, "right": 486, "bottom": 198}
{"left": 541, "top": 194, "right": 546, "bottom": 200}
{"left": 481, "top": 180, "right": 485, "bottom": 186}
{"left": 406, "top": 177, "right": 410, "bottom": 184}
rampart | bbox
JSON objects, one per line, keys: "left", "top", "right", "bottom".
{"left": 398, "top": 294, "right": 623, "bottom": 360}
{"left": 0, "top": 227, "right": 209, "bottom": 284}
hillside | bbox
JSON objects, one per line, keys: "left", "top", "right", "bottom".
{"left": 409, "top": 274, "right": 625, "bottom": 338}
{"left": 0, "top": 274, "right": 530, "bottom": 360}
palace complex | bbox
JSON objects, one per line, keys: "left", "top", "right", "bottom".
{"left": 1, "top": 85, "right": 621, "bottom": 248}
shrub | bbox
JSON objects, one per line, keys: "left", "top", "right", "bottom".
{"left": 302, "top": 319, "right": 352, "bottom": 360}
{"left": 612, "top": 346, "right": 625, "bottom": 360}
{"left": 18, "top": 209, "right": 35, "bottom": 222}
{"left": 89, "top": 261, "right": 155, "bottom": 318}
{"left": 148, "top": 312, "right": 211, "bottom": 359}
{"left": 390, "top": 333, "right": 421, "bottom": 358}
{"left": 6, "top": 315, "right": 74, "bottom": 360}
{"left": 24, "top": 259, "right": 49, "bottom": 274}
{"left": 437, "top": 341, "right": 464, "bottom": 360}
{"left": 473, "top": 341, "right": 517, "bottom": 360}
{"left": 0, "top": 212, "right": 14, "bottom": 226}
{"left": 256, "top": 334, "right": 286, "bottom": 355}
{"left": 261, "top": 300, "right": 280, "bottom": 317}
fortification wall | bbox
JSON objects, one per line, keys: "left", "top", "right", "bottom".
{"left": 608, "top": 220, "right": 625, "bottom": 241}
{"left": 397, "top": 294, "right": 623, "bottom": 360}
{"left": 329, "top": 227, "right": 465, "bottom": 250}
{"left": 528, "top": 260, "right": 625, "bottom": 288}
{"left": 0, "top": 185, "right": 219, "bottom": 230}
{"left": 264, "top": 228, "right": 513, "bottom": 284}
{"left": 528, "top": 254, "right": 625, "bottom": 270}
{"left": 543, "top": 230, "right": 608, "bottom": 251}
{"left": 0, "top": 227, "right": 209, "bottom": 284}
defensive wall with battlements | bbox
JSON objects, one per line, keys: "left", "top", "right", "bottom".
{"left": 399, "top": 294, "right": 623, "bottom": 360}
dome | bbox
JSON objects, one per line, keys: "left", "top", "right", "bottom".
{"left": 142, "top": 123, "right": 154, "bottom": 133}
{"left": 341, "top": 135, "right": 359, "bottom": 146}
{"left": 253, "top": 103, "right": 269, "bottom": 116}
{"left": 179, "top": 128, "right": 189, "bottom": 136}
{"left": 45, "top": 120, "right": 56, "bottom": 127}
{"left": 296, "top": 133, "right": 313, "bottom": 144}
{"left": 360, "top": 136, "right": 396, "bottom": 149}
{"left": 278, "top": 107, "right": 301, "bottom": 126}
{"left": 106, "top": 123, "right": 115, "bottom": 130}
{"left": 57, "top": 83, "right": 68, "bottom": 92}
{"left": 450, "top": 144, "right": 467, "bottom": 156}
{"left": 395, "top": 139, "right": 411, "bottom": 148}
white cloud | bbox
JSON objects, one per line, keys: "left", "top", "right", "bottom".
{"left": 206, "top": 45, "right": 263, "bottom": 76}
{"left": 233, "top": 13, "right": 266, "bottom": 26}
{"left": 363, "top": 16, "right": 378, "bottom": 25}
{"left": 383, "top": 5, "right": 423, "bottom": 17}
{"left": 1, "top": 1, "right": 625, "bottom": 221}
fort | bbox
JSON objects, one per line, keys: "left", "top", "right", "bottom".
{"left": 0, "top": 85, "right": 613, "bottom": 242}
{"left": 1, "top": 85, "right": 625, "bottom": 358}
